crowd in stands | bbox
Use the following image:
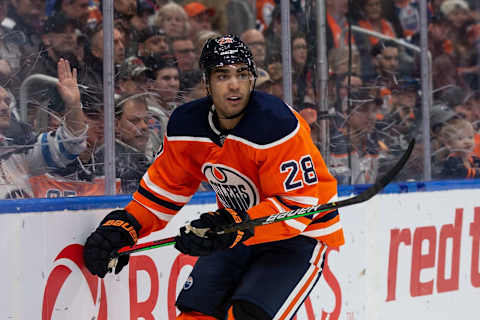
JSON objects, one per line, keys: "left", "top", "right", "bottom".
{"left": 0, "top": 0, "right": 479, "bottom": 199}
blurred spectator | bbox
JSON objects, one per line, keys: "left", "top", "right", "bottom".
{"left": 137, "top": 26, "right": 170, "bottom": 58}
{"left": 438, "top": 85, "right": 465, "bottom": 108}
{"left": 357, "top": 0, "right": 396, "bottom": 46}
{"left": 52, "top": 0, "right": 90, "bottom": 33}
{"left": 117, "top": 56, "right": 151, "bottom": 95}
{"left": 369, "top": 40, "right": 401, "bottom": 89}
{"left": 95, "top": 93, "right": 151, "bottom": 193}
{"left": 441, "top": 0, "right": 472, "bottom": 38}
{"left": 329, "top": 90, "right": 380, "bottom": 185}
{"left": 193, "top": 30, "right": 220, "bottom": 58}
{"left": 225, "top": 0, "right": 255, "bottom": 35}
{"left": 5, "top": 0, "right": 46, "bottom": 59}
{"left": 417, "top": 15, "right": 465, "bottom": 90}
{"left": 291, "top": 32, "right": 315, "bottom": 104}
{"left": 184, "top": 1, "right": 215, "bottom": 39}
{"left": 383, "top": 0, "right": 421, "bottom": 39}
{"left": 328, "top": 46, "right": 361, "bottom": 76}
{"left": 196, "top": 0, "right": 228, "bottom": 33}
{"left": 0, "top": 0, "right": 21, "bottom": 89}
{"left": 151, "top": 2, "right": 189, "bottom": 38}
{"left": 254, "top": 67, "right": 273, "bottom": 94}
{"left": 440, "top": 0, "right": 478, "bottom": 89}
{"left": 264, "top": 5, "right": 301, "bottom": 61}
{"left": 430, "top": 102, "right": 460, "bottom": 178}
{"left": 3, "top": 59, "right": 87, "bottom": 198}
{"left": 130, "top": 0, "right": 156, "bottom": 33}
{"left": 143, "top": 54, "right": 179, "bottom": 148}
{"left": 439, "top": 118, "right": 480, "bottom": 179}
{"left": 376, "top": 81, "right": 419, "bottom": 176}
{"left": 30, "top": 13, "right": 79, "bottom": 78}
{"left": 266, "top": 52, "right": 283, "bottom": 99}
{"left": 325, "top": 0, "right": 350, "bottom": 49}
{"left": 172, "top": 36, "right": 197, "bottom": 72}
{"left": 463, "top": 91, "right": 480, "bottom": 130}
{"left": 114, "top": 0, "right": 137, "bottom": 20}
{"left": 256, "top": 0, "right": 275, "bottom": 31}
{"left": 241, "top": 28, "right": 267, "bottom": 69}
{"left": 180, "top": 69, "right": 205, "bottom": 103}
{"left": 86, "top": 24, "right": 126, "bottom": 76}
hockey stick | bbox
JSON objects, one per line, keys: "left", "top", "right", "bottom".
{"left": 112, "top": 139, "right": 415, "bottom": 257}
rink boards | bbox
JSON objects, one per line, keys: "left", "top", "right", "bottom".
{"left": 0, "top": 180, "right": 479, "bottom": 320}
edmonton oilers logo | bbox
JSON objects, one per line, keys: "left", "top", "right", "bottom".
{"left": 184, "top": 276, "right": 194, "bottom": 290}
{"left": 202, "top": 164, "right": 259, "bottom": 211}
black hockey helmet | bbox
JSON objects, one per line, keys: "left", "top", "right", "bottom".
{"left": 199, "top": 34, "right": 257, "bottom": 79}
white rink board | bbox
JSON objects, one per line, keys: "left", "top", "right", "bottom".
{"left": 0, "top": 189, "right": 479, "bottom": 320}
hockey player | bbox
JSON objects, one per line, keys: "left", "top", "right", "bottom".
{"left": 83, "top": 34, "right": 344, "bottom": 319}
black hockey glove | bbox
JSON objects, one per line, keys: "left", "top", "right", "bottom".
{"left": 174, "top": 208, "right": 254, "bottom": 256}
{"left": 83, "top": 210, "right": 141, "bottom": 278}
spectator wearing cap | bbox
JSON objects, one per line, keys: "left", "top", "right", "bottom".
{"left": 241, "top": 29, "right": 267, "bottom": 69}
{"left": 254, "top": 67, "right": 273, "bottom": 95}
{"left": 430, "top": 102, "right": 460, "bottom": 178}
{"left": 137, "top": 26, "right": 170, "bottom": 58}
{"left": 117, "top": 56, "right": 151, "bottom": 95}
{"left": 151, "top": 2, "right": 189, "bottom": 38}
{"left": 23, "top": 12, "right": 85, "bottom": 116}
{"left": 441, "top": 0, "right": 472, "bottom": 33}
{"left": 172, "top": 36, "right": 197, "bottom": 73}
{"left": 329, "top": 90, "right": 381, "bottom": 185}
{"left": 5, "top": 0, "right": 46, "bottom": 59}
{"left": 32, "top": 13, "right": 79, "bottom": 77}
{"left": 184, "top": 1, "right": 215, "bottom": 39}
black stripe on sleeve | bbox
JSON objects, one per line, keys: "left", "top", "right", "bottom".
{"left": 309, "top": 210, "right": 339, "bottom": 225}
{"left": 137, "top": 186, "right": 183, "bottom": 211}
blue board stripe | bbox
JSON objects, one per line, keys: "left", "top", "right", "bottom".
{"left": 0, "top": 179, "right": 479, "bottom": 214}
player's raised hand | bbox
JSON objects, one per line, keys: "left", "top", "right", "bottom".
{"left": 174, "top": 208, "right": 254, "bottom": 256}
{"left": 56, "top": 58, "right": 81, "bottom": 109}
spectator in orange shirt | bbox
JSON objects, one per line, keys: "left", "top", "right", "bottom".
{"left": 357, "top": 0, "right": 396, "bottom": 46}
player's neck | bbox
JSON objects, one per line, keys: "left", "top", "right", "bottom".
{"left": 218, "top": 116, "right": 243, "bottom": 131}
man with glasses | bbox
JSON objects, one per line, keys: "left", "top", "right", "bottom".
{"left": 241, "top": 28, "right": 267, "bottom": 69}
{"left": 172, "top": 36, "right": 197, "bottom": 72}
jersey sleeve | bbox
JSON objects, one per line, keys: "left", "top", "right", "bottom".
{"left": 124, "top": 135, "right": 203, "bottom": 238}
{"left": 243, "top": 114, "right": 344, "bottom": 247}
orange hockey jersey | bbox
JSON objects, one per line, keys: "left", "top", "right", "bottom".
{"left": 125, "top": 91, "right": 344, "bottom": 247}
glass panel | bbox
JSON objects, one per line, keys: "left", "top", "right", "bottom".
{"left": 3, "top": 0, "right": 480, "bottom": 200}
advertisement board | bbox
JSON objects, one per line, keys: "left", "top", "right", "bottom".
{"left": 0, "top": 183, "right": 479, "bottom": 319}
